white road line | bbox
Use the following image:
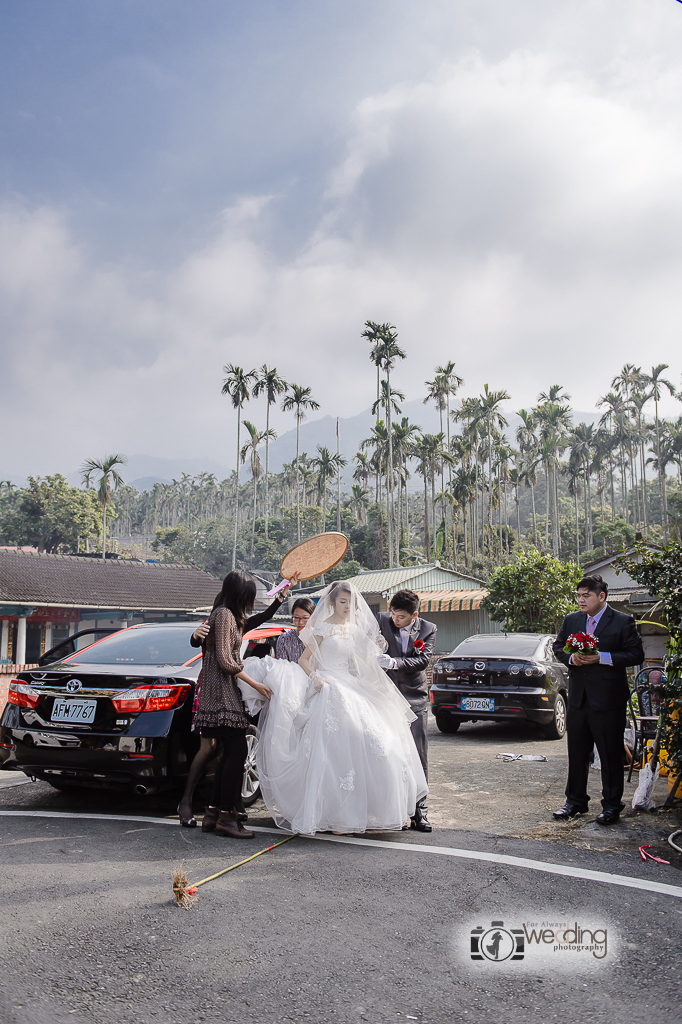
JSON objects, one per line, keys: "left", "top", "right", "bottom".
{"left": 0, "top": 809, "right": 680, "bottom": 900}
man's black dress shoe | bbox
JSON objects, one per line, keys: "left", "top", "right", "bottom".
{"left": 552, "top": 804, "right": 588, "bottom": 820}
{"left": 596, "top": 808, "right": 621, "bottom": 825}
{"left": 410, "top": 806, "right": 432, "bottom": 832}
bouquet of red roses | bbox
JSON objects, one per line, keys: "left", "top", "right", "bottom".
{"left": 563, "top": 632, "right": 599, "bottom": 655}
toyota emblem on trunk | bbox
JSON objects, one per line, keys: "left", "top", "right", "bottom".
{"left": 474, "top": 662, "right": 485, "bottom": 671}
{"left": 66, "top": 680, "right": 82, "bottom": 693}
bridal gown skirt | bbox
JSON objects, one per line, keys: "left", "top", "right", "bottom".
{"left": 242, "top": 657, "right": 428, "bottom": 835}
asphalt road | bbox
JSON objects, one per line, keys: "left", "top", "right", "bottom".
{"left": 1, "top": 715, "right": 681, "bottom": 1024}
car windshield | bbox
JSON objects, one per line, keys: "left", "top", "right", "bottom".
{"left": 452, "top": 635, "right": 544, "bottom": 658}
{"left": 64, "top": 626, "right": 198, "bottom": 666}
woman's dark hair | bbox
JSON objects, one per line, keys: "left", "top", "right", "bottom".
{"left": 292, "top": 596, "right": 315, "bottom": 616}
{"left": 212, "top": 570, "right": 257, "bottom": 625}
{"left": 577, "top": 574, "right": 608, "bottom": 598}
{"left": 329, "top": 580, "right": 352, "bottom": 607}
{"left": 390, "top": 589, "right": 420, "bottom": 614}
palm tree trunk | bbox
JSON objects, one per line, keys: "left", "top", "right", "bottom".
{"left": 553, "top": 470, "right": 560, "bottom": 555}
{"left": 640, "top": 435, "right": 648, "bottom": 535}
{"left": 431, "top": 472, "right": 437, "bottom": 560}
{"left": 530, "top": 483, "right": 537, "bottom": 545}
{"left": 423, "top": 473, "right": 430, "bottom": 560}
{"left": 296, "top": 415, "right": 301, "bottom": 543}
{"left": 574, "top": 487, "right": 580, "bottom": 559}
{"left": 544, "top": 465, "right": 550, "bottom": 549}
{"left": 265, "top": 401, "right": 271, "bottom": 541}
{"left": 251, "top": 473, "right": 257, "bottom": 560}
{"left": 102, "top": 502, "right": 107, "bottom": 558}
{"left": 515, "top": 485, "right": 521, "bottom": 545}
{"left": 322, "top": 477, "right": 327, "bottom": 532}
{"left": 232, "top": 410, "right": 241, "bottom": 569}
{"left": 336, "top": 417, "right": 342, "bottom": 533}
{"left": 487, "top": 440, "right": 494, "bottom": 555}
{"left": 386, "top": 368, "right": 394, "bottom": 567}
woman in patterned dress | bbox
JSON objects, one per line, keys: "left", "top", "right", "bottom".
{"left": 178, "top": 569, "right": 298, "bottom": 836}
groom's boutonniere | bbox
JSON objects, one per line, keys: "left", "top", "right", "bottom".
{"left": 413, "top": 638, "right": 425, "bottom": 653}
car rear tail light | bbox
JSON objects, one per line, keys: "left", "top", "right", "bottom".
{"left": 144, "top": 684, "right": 190, "bottom": 712}
{"left": 111, "top": 683, "right": 191, "bottom": 714}
{"left": 111, "top": 687, "right": 151, "bottom": 713}
{"left": 7, "top": 680, "right": 43, "bottom": 709}
{"left": 524, "top": 665, "right": 544, "bottom": 677}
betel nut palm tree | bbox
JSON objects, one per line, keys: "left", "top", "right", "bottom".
{"left": 311, "top": 445, "right": 347, "bottom": 532}
{"left": 81, "top": 453, "right": 127, "bottom": 558}
{"left": 252, "top": 365, "right": 288, "bottom": 541}
{"left": 241, "top": 420, "right": 275, "bottom": 561}
{"left": 639, "top": 364, "right": 676, "bottom": 539}
{"left": 282, "top": 384, "right": 320, "bottom": 543}
{"left": 374, "top": 325, "right": 406, "bottom": 567}
{"left": 474, "top": 385, "right": 510, "bottom": 555}
{"left": 361, "top": 320, "right": 392, "bottom": 422}
{"left": 222, "top": 364, "right": 257, "bottom": 569}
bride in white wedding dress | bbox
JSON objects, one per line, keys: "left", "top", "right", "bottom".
{"left": 238, "top": 580, "right": 428, "bottom": 835}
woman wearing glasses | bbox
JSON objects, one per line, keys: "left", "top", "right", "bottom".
{"left": 275, "top": 596, "right": 316, "bottom": 662}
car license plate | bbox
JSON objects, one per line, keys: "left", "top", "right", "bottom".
{"left": 461, "top": 697, "right": 494, "bottom": 712}
{"left": 51, "top": 699, "right": 97, "bottom": 724}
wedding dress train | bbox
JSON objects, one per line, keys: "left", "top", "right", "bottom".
{"left": 239, "top": 589, "right": 428, "bottom": 836}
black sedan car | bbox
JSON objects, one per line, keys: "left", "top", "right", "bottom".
{"left": 0, "top": 622, "right": 261, "bottom": 805}
{"left": 429, "top": 632, "right": 568, "bottom": 739}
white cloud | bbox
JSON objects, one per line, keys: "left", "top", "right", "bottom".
{"left": 2, "top": 39, "right": 682, "bottom": 481}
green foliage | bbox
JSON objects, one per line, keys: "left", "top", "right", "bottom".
{"left": 325, "top": 559, "right": 363, "bottom": 582}
{"left": 0, "top": 475, "right": 102, "bottom": 552}
{"left": 481, "top": 549, "right": 581, "bottom": 633}
{"left": 616, "top": 542, "right": 682, "bottom": 778}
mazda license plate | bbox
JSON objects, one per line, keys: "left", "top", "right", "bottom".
{"left": 51, "top": 699, "right": 97, "bottom": 724}
{"left": 461, "top": 697, "right": 494, "bottom": 712}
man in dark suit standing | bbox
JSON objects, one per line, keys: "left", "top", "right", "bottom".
{"left": 377, "top": 589, "right": 437, "bottom": 832}
{"left": 552, "top": 574, "right": 644, "bottom": 825}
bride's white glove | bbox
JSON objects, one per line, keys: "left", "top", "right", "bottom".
{"left": 377, "top": 653, "right": 398, "bottom": 670}
{"left": 309, "top": 670, "right": 328, "bottom": 692}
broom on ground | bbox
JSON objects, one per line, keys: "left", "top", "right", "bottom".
{"left": 172, "top": 833, "right": 298, "bottom": 909}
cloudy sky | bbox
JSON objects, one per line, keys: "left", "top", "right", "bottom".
{"left": 2, "top": 0, "right": 682, "bottom": 482}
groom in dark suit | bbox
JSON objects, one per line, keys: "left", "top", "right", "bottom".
{"left": 377, "top": 589, "right": 437, "bottom": 832}
{"left": 552, "top": 574, "right": 643, "bottom": 825}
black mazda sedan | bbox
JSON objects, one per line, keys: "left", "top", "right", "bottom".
{"left": 429, "top": 632, "right": 568, "bottom": 739}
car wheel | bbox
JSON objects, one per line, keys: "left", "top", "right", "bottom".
{"left": 544, "top": 693, "right": 567, "bottom": 739}
{"left": 435, "top": 711, "right": 461, "bottom": 734}
{"left": 241, "top": 726, "right": 261, "bottom": 806}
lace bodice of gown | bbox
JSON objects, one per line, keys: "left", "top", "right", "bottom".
{"left": 314, "top": 622, "right": 355, "bottom": 672}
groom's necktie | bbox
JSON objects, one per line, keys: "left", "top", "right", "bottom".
{"left": 587, "top": 615, "right": 596, "bottom": 634}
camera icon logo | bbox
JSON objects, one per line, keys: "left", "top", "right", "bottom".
{"left": 471, "top": 921, "right": 525, "bottom": 962}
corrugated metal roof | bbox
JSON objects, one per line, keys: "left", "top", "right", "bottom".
{"left": 310, "top": 563, "right": 484, "bottom": 598}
